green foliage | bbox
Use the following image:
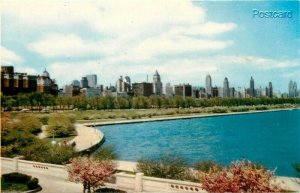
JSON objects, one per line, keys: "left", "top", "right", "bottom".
{"left": 2, "top": 172, "right": 31, "bottom": 183}
{"left": 1, "top": 173, "right": 39, "bottom": 191}
{"left": 212, "top": 107, "right": 228, "bottom": 113}
{"left": 93, "top": 145, "right": 118, "bottom": 161}
{"left": 47, "top": 114, "right": 75, "bottom": 137}
{"left": 137, "top": 154, "right": 188, "bottom": 180}
{"left": 40, "top": 116, "right": 49, "bottom": 125}
{"left": 18, "top": 116, "right": 42, "bottom": 135}
{"left": 293, "top": 163, "right": 300, "bottom": 175}
{"left": 22, "top": 140, "right": 74, "bottom": 164}
{"left": 193, "top": 160, "right": 223, "bottom": 173}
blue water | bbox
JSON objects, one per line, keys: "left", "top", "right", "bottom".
{"left": 98, "top": 109, "right": 300, "bottom": 177}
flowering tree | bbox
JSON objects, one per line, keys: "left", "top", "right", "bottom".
{"left": 67, "top": 157, "right": 115, "bottom": 193}
{"left": 200, "top": 160, "right": 281, "bottom": 193}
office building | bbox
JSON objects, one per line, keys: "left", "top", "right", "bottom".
{"left": 80, "top": 77, "right": 88, "bottom": 88}
{"left": 116, "top": 76, "right": 131, "bottom": 93}
{"left": 86, "top": 74, "right": 97, "bottom": 88}
{"left": 164, "top": 82, "right": 173, "bottom": 97}
{"left": 153, "top": 70, "right": 162, "bottom": 95}
{"left": 132, "top": 82, "right": 153, "bottom": 97}
{"left": 249, "top": 76, "right": 255, "bottom": 97}
{"left": 288, "top": 80, "right": 297, "bottom": 98}
{"left": 174, "top": 84, "right": 192, "bottom": 98}
{"left": 223, "top": 77, "right": 229, "bottom": 98}
{"left": 206, "top": 74, "right": 212, "bottom": 98}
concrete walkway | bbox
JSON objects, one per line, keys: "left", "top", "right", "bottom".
{"left": 69, "top": 124, "right": 104, "bottom": 152}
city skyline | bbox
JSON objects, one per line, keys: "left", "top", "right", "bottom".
{"left": 1, "top": 1, "right": 299, "bottom": 92}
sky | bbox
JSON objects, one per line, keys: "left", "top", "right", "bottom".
{"left": 1, "top": 0, "right": 299, "bottom": 93}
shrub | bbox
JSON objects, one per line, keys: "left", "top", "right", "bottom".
{"left": 137, "top": 154, "right": 188, "bottom": 180}
{"left": 15, "top": 117, "right": 42, "bottom": 135}
{"left": 39, "top": 116, "right": 49, "bottom": 125}
{"left": 22, "top": 141, "right": 74, "bottom": 164}
{"left": 2, "top": 172, "right": 31, "bottom": 184}
{"left": 47, "top": 114, "right": 75, "bottom": 137}
{"left": 200, "top": 160, "right": 280, "bottom": 193}
{"left": 193, "top": 160, "right": 223, "bottom": 173}
{"left": 212, "top": 108, "right": 227, "bottom": 113}
{"left": 93, "top": 145, "right": 118, "bottom": 161}
{"left": 26, "top": 178, "right": 39, "bottom": 190}
{"left": 255, "top": 106, "right": 268, "bottom": 110}
{"left": 2, "top": 173, "right": 40, "bottom": 190}
{"left": 293, "top": 163, "right": 300, "bottom": 175}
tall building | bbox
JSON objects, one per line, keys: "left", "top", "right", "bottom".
{"left": 164, "top": 82, "right": 173, "bottom": 97}
{"left": 288, "top": 80, "right": 297, "bottom": 98}
{"left": 174, "top": 84, "right": 192, "bottom": 98}
{"left": 116, "top": 76, "right": 131, "bottom": 93}
{"left": 153, "top": 70, "right": 162, "bottom": 96}
{"left": 37, "top": 69, "right": 58, "bottom": 96}
{"left": 223, "top": 77, "right": 229, "bottom": 98}
{"left": 229, "top": 87, "right": 235, "bottom": 98}
{"left": 86, "top": 74, "right": 97, "bottom": 88}
{"left": 212, "top": 86, "right": 218, "bottom": 98}
{"left": 249, "top": 76, "right": 255, "bottom": 97}
{"left": 80, "top": 77, "right": 88, "bottom": 88}
{"left": 132, "top": 82, "right": 153, "bottom": 97}
{"left": 217, "top": 87, "right": 223, "bottom": 98}
{"left": 206, "top": 74, "right": 212, "bottom": 98}
{"left": 268, "top": 82, "right": 273, "bottom": 98}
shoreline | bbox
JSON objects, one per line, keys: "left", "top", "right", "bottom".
{"left": 82, "top": 107, "right": 299, "bottom": 127}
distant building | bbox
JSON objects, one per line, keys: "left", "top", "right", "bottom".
{"left": 249, "top": 76, "right": 255, "bottom": 97}
{"left": 81, "top": 87, "right": 101, "bottom": 97}
{"left": 212, "top": 86, "right": 218, "bottom": 98}
{"left": 71, "top": 80, "right": 80, "bottom": 87}
{"left": 80, "top": 77, "right": 88, "bottom": 88}
{"left": 174, "top": 84, "right": 192, "bottom": 98}
{"left": 199, "top": 87, "right": 206, "bottom": 98}
{"left": 153, "top": 70, "right": 162, "bottom": 95}
{"left": 223, "top": 77, "right": 229, "bottom": 98}
{"left": 206, "top": 74, "right": 212, "bottom": 98}
{"left": 116, "top": 76, "right": 131, "bottom": 93}
{"left": 62, "top": 85, "right": 80, "bottom": 97}
{"left": 86, "top": 74, "right": 97, "bottom": 88}
{"left": 1, "top": 66, "right": 37, "bottom": 95}
{"left": 288, "top": 80, "right": 297, "bottom": 98}
{"left": 217, "top": 87, "right": 223, "bottom": 98}
{"left": 37, "top": 69, "right": 58, "bottom": 96}
{"left": 164, "top": 82, "right": 173, "bottom": 97}
{"left": 268, "top": 82, "right": 273, "bottom": 98}
{"left": 229, "top": 87, "right": 235, "bottom": 98}
{"left": 132, "top": 82, "right": 153, "bottom": 97}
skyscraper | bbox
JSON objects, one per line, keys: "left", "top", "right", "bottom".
{"left": 153, "top": 70, "right": 162, "bottom": 95}
{"left": 223, "top": 77, "right": 229, "bottom": 98}
{"left": 86, "top": 74, "right": 97, "bottom": 88}
{"left": 206, "top": 74, "right": 212, "bottom": 98}
{"left": 249, "top": 76, "right": 255, "bottom": 97}
{"left": 164, "top": 82, "right": 173, "bottom": 97}
{"left": 288, "top": 80, "right": 297, "bottom": 97}
{"left": 116, "top": 75, "right": 131, "bottom": 92}
{"left": 268, "top": 82, "right": 273, "bottom": 98}
{"left": 80, "top": 77, "right": 88, "bottom": 88}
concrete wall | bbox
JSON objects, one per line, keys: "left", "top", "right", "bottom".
{"left": 1, "top": 157, "right": 206, "bottom": 192}
{"left": 115, "top": 172, "right": 206, "bottom": 193}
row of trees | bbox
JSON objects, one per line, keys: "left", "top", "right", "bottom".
{"left": 1, "top": 92, "right": 300, "bottom": 111}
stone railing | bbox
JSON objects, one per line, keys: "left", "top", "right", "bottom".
{"left": 115, "top": 172, "right": 206, "bottom": 193}
{"left": 1, "top": 157, "right": 205, "bottom": 192}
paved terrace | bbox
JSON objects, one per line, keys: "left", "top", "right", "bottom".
{"left": 69, "top": 124, "right": 103, "bottom": 152}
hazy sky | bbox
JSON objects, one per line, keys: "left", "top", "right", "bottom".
{"left": 1, "top": 0, "right": 299, "bottom": 93}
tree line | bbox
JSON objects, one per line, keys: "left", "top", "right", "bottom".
{"left": 1, "top": 92, "right": 299, "bottom": 111}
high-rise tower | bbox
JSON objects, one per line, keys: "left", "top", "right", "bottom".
{"left": 249, "top": 76, "right": 255, "bottom": 97}
{"left": 153, "top": 70, "right": 162, "bottom": 95}
{"left": 223, "top": 77, "right": 229, "bottom": 98}
{"left": 206, "top": 74, "right": 212, "bottom": 98}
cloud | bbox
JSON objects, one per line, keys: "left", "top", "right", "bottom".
{"left": 3, "top": 0, "right": 237, "bottom": 59}
{"left": 0, "top": 46, "right": 23, "bottom": 65}
{"left": 28, "top": 34, "right": 101, "bottom": 58}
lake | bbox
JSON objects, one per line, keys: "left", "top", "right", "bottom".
{"left": 98, "top": 109, "right": 300, "bottom": 177}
